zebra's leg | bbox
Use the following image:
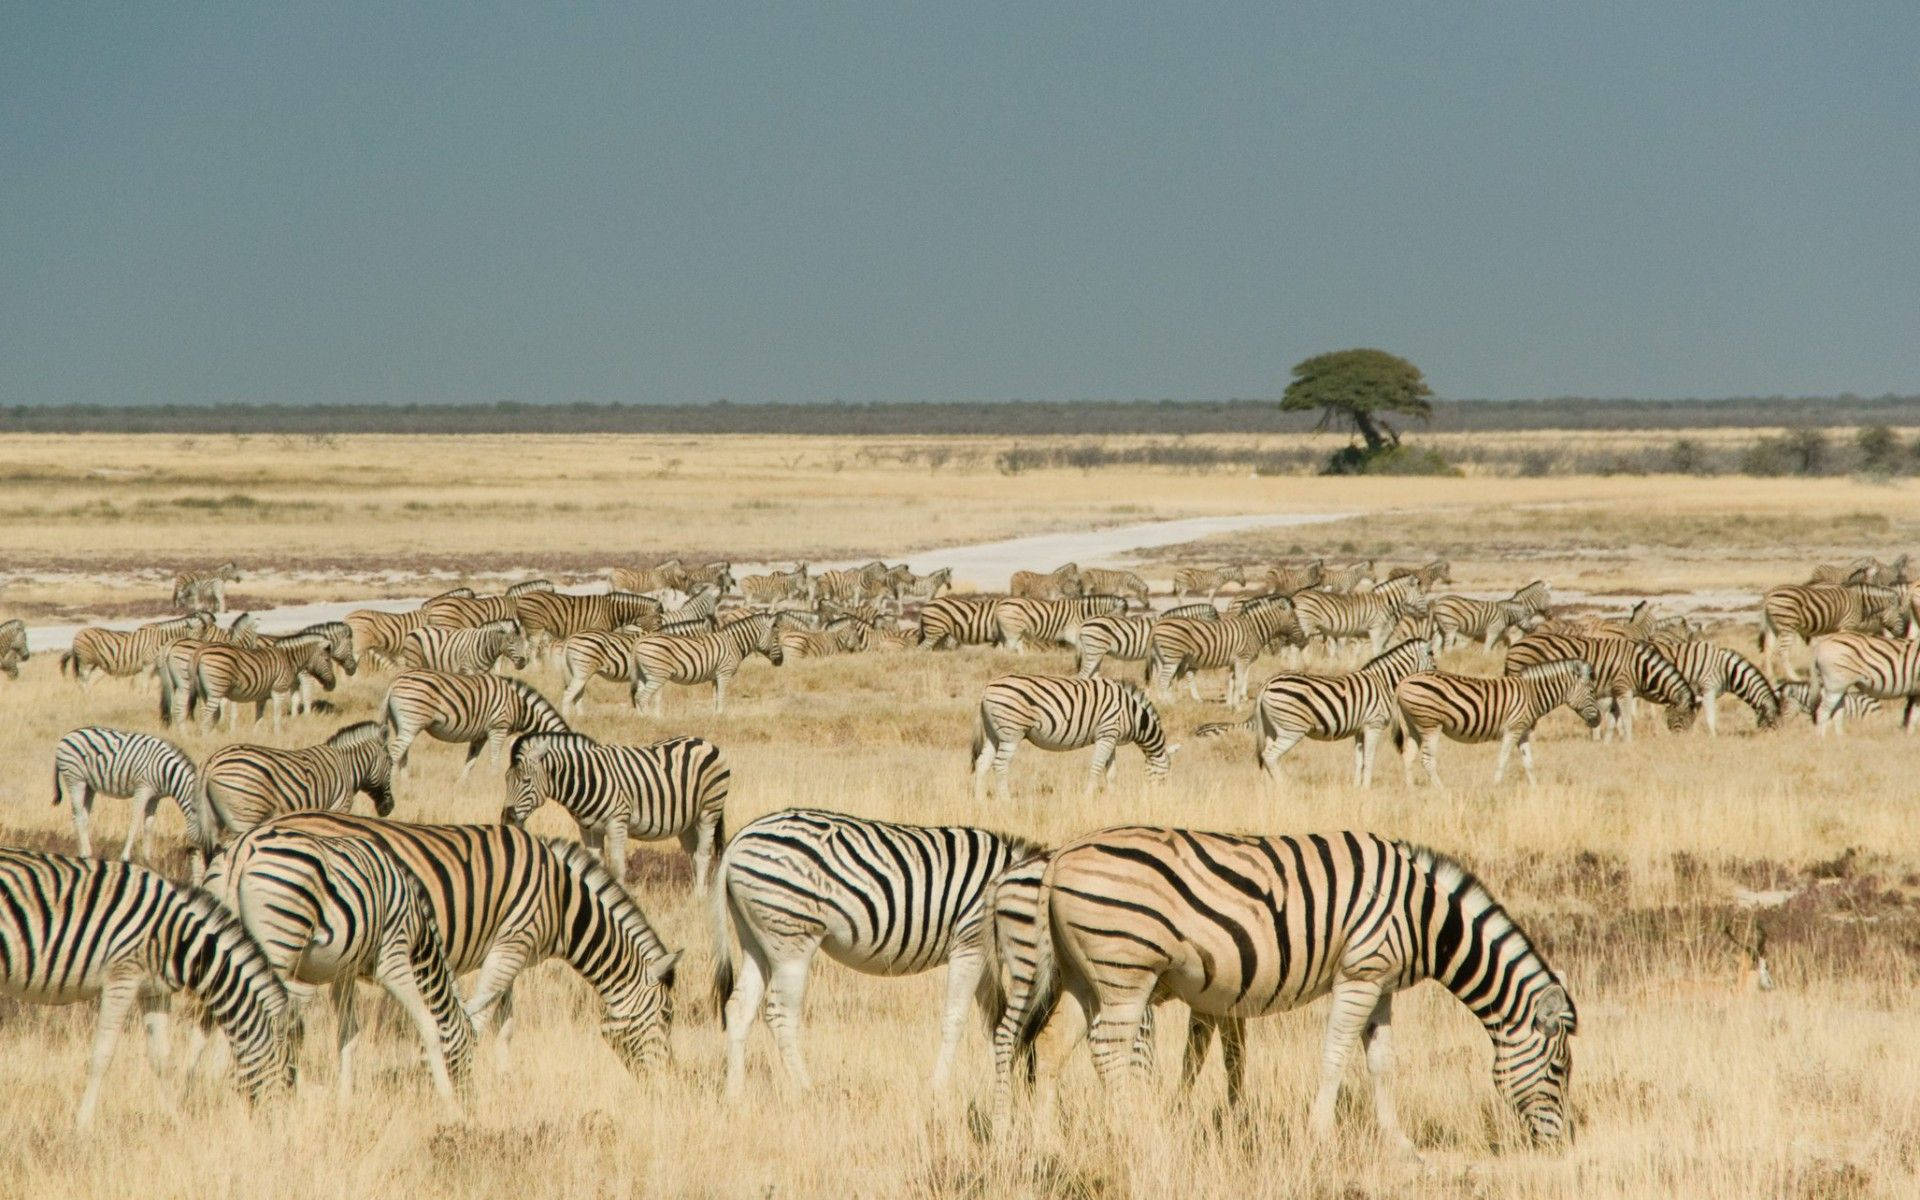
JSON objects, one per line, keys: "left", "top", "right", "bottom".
{"left": 331, "top": 976, "right": 360, "bottom": 1102}
{"left": 712, "top": 671, "right": 728, "bottom": 714}
{"left": 1704, "top": 686, "right": 1720, "bottom": 736}
{"left": 682, "top": 818, "right": 717, "bottom": 897}
{"left": 1309, "top": 975, "right": 1385, "bottom": 1139}
{"left": 1418, "top": 734, "right": 1442, "bottom": 788}
{"left": 76, "top": 968, "right": 143, "bottom": 1130}
{"left": 761, "top": 939, "right": 820, "bottom": 1091}
{"left": 1086, "top": 990, "right": 1153, "bottom": 1103}
{"left": 121, "top": 785, "right": 156, "bottom": 862}
{"left": 1218, "top": 1015, "right": 1248, "bottom": 1109}
{"left": 140, "top": 992, "right": 171, "bottom": 1076}
{"left": 972, "top": 732, "right": 998, "bottom": 803}
{"left": 1178, "top": 1014, "right": 1215, "bottom": 1093}
{"left": 374, "top": 938, "right": 462, "bottom": 1112}
{"left": 464, "top": 937, "right": 535, "bottom": 1042}
{"left": 1361, "top": 993, "right": 1417, "bottom": 1154}
{"left": 1519, "top": 734, "right": 1538, "bottom": 786}
{"left": 932, "top": 950, "right": 986, "bottom": 1089}
{"left": 605, "top": 819, "right": 629, "bottom": 885}
{"left": 723, "top": 932, "right": 772, "bottom": 1098}
{"left": 1491, "top": 733, "right": 1516, "bottom": 784}
{"left": 992, "top": 738, "right": 1018, "bottom": 804}
{"left": 65, "top": 779, "right": 94, "bottom": 858}
{"left": 1083, "top": 739, "right": 1117, "bottom": 797}
{"left": 1260, "top": 729, "right": 1305, "bottom": 784}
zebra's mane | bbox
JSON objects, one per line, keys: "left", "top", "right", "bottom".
{"left": 538, "top": 836, "right": 674, "bottom": 960}
{"left": 326, "top": 720, "right": 386, "bottom": 748}
{"left": 1516, "top": 658, "right": 1589, "bottom": 682}
{"left": 170, "top": 883, "right": 291, "bottom": 1009}
{"left": 506, "top": 728, "right": 597, "bottom": 766}
{"left": 1396, "top": 840, "right": 1570, "bottom": 1025}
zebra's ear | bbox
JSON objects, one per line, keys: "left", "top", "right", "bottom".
{"left": 645, "top": 949, "right": 683, "bottom": 988}
{"left": 1533, "top": 984, "right": 1576, "bottom": 1035}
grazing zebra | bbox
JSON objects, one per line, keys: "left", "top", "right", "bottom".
{"left": 1503, "top": 632, "right": 1697, "bottom": 739}
{"left": 610, "top": 559, "right": 687, "bottom": 595}
{"left": 1259, "top": 559, "right": 1324, "bottom": 598}
{"left": 918, "top": 594, "right": 1005, "bottom": 649}
{"left": 1003, "top": 827, "right": 1576, "bottom": 1151}
{"left": 993, "top": 595, "right": 1127, "bottom": 653}
{"left": 171, "top": 561, "right": 241, "bottom": 614}
{"left": 1073, "top": 605, "right": 1218, "bottom": 678}
{"left": 739, "top": 563, "right": 813, "bottom": 606}
{"left": 515, "top": 590, "right": 664, "bottom": 652}
{"left": 630, "top": 611, "right": 786, "bottom": 714}
{"left": 503, "top": 731, "right": 730, "bottom": 894}
{"left": 202, "top": 721, "right": 396, "bottom": 839}
{"left": 1009, "top": 563, "right": 1083, "bottom": 601}
{"left": 53, "top": 726, "right": 215, "bottom": 878}
{"left": 895, "top": 566, "right": 954, "bottom": 602}
{"left": 204, "top": 823, "right": 473, "bottom": 1110}
{"left": 777, "top": 616, "right": 867, "bottom": 658}
{"left": 0, "top": 850, "right": 296, "bottom": 1129}
{"left": 856, "top": 618, "right": 917, "bottom": 652}
{"left": 345, "top": 605, "right": 431, "bottom": 669}
{"left": 1171, "top": 564, "right": 1246, "bottom": 602}
{"left": 1195, "top": 638, "right": 1435, "bottom": 787}
{"left": 1395, "top": 660, "right": 1601, "bottom": 786}
{"left": 383, "top": 671, "right": 570, "bottom": 778}
{"left": 1316, "top": 559, "right": 1376, "bottom": 593}
{"left": 1147, "top": 598, "right": 1303, "bottom": 705}
{"left": 1776, "top": 679, "right": 1880, "bottom": 725}
{"left": 1652, "top": 639, "right": 1780, "bottom": 735}
{"left": 1385, "top": 559, "right": 1452, "bottom": 588}
{"left": 972, "top": 675, "right": 1174, "bottom": 801}
{"left": 61, "top": 611, "right": 213, "bottom": 690}
{"left": 1291, "top": 574, "right": 1427, "bottom": 657}
{"left": 186, "top": 640, "right": 341, "bottom": 732}
{"left": 400, "top": 619, "right": 530, "bottom": 675}
{"left": 421, "top": 579, "right": 555, "bottom": 629}
{"left": 1430, "top": 582, "right": 1553, "bottom": 650}
{"left": 1810, "top": 632, "right": 1920, "bottom": 734}
{"left": 264, "top": 812, "right": 682, "bottom": 1072}
{"left": 1075, "top": 568, "right": 1149, "bottom": 609}
{"left": 158, "top": 619, "right": 349, "bottom": 725}
{"left": 1760, "top": 583, "right": 1907, "bottom": 679}
{"left": 2, "top": 616, "right": 29, "bottom": 678}
{"left": 1551, "top": 600, "right": 1661, "bottom": 642}
{"left": 710, "top": 808, "right": 1041, "bottom": 1095}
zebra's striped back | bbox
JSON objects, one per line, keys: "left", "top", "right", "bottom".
{"left": 1385, "top": 559, "right": 1452, "bottom": 588}
{"left": 739, "top": 564, "right": 812, "bottom": 605}
{"left": 1760, "top": 584, "right": 1905, "bottom": 672}
{"left": 1009, "top": 564, "right": 1082, "bottom": 600}
{"left": 383, "top": 671, "right": 570, "bottom": 769}
{"left": 1074, "top": 613, "right": 1158, "bottom": 676}
{"left": 515, "top": 590, "right": 664, "bottom": 645}
{"left": 1291, "top": 575, "right": 1425, "bottom": 647}
{"left": 1171, "top": 564, "right": 1245, "bottom": 599}
{"left": 189, "top": 640, "right": 337, "bottom": 720}
{"left": 0, "top": 850, "right": 295, "bottom": 1121}
{"left": 1220, "top": 637, "right": 1435, "bottom": 749}
{"left": 346, "top": 606, "right": 430, "bottom": 667}
{"left": 918, "top": 594, "right": 1004, "bottom": 648}
{"left": 896, "top": 567, "right": 953, "bottom": 601}
{"left": 630, "top": 612, "right": 784, "bottom": 712}
{"left": 63, "top": 612, "right": 213, "bottom": 682}
{"left": 1505, "top": 632, "right": 1696, "bottom": 729}
{"left": 611, "top": 560, "right": 687, "bottom": 595}
{"left": 1017, "top": 827, "right": 1576, "bottom": 1147}
{"left": 1147, "top": 598, "right": 1300, "bottom": 685}
{"left": 202, "top": 720, "right": 395, "bottom": 837}
{"left": 1260, "top": 559, "right": 1324, "bottom": 597}
{"left": 1076, "top": 568, "right": 1148, "bottom": 607}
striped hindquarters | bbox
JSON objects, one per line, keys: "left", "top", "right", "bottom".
{"left": 1812, "top": 632, "right": 1920, "bottom": 701}
{"left": 918, "top": 595, "right": 1004, "bottom": 648}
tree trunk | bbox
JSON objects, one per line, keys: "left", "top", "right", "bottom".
{"left": 1350, "top": 410, "right": 1388, "bottom": 453}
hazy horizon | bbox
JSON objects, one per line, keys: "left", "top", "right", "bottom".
{"left": 5, "top": 4, "right": 1916, "bottom": 407}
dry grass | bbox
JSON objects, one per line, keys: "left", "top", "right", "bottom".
{"left": 0, "top": 444, "right": 1914, "bottom": 1198}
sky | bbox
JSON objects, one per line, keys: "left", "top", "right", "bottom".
{"left": 2, "top": 2, "right": 1916, "bottom": 405}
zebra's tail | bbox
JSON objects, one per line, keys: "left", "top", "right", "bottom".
{"left": 709, "top": 847, "right": 736, "bottom": 1027}
{"left": 1194, "top": 710, "right": 1253, "bottom": 738}
{"left": 59, "top": 649, "right": 76, "bottom": 678}
{"left": 1011, "top": 859, "right": 1066, "bottom": 1064}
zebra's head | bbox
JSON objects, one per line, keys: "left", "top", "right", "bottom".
{"left": 756, "top": 614, "right": 786, "bottom": 665}
{"left": 1490, "top": 978, "right": 1578, "bottom": 1150}
{"left": 602, "top": 948, "right": 683, "bottom": 1072}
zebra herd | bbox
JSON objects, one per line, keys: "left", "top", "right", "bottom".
{"left": 1, "top": 547, "right": 1914, "bottom": 1151}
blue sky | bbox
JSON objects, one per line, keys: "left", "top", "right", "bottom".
{"left": 3, "top": 3, "right": 1915, "bottom": 404}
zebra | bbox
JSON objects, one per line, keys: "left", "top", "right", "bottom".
{"left": 503, "top": 731, "right": 730, "bottom": 894}
{"left": 1291, "top": 574, "right": 1427, "bottom": 657}
{"left": 1430, "top": 582, "right": 1553, "bottom": 650}
{"left": 1147, "top": 597, "right": 1303, "bottom": 705}
{"left": 739, "top": 563, "right": 813, "bottom": 606}
{"left": 559, "top": 628, "right": 651, "bottom": 714}
{"left": 918, "top": 594, "right": 1005, "bottom": 649}
{"left": 53, "top": 726, "right": 215, "bottom": 878}
{"left": 421, "top": 578, "right": 555, "bottom": 629}
{"left": 610, "top": 559, "right": 687, "bottom": 595}
{"left": 345, "top": 605, "right": 431, "bottom": 669}
{"left": 1002, "top": 827, "right": 1576, "bottom": 1151}
{"left": 203, "top": 823, "right": 474, "bottom": 1111}
{"left": 1072, "top": 605, "right": 1218, "bottom": 678}
{"left": 400, "top": 619, "right": 530, "bottom": 675}
{"left": 629, "top": 611, "right": 786, "bottom": 714}
{"left": 1316, "top": 559, "right": 1376, "bottom": 593}
{"left": 2, "top": 616, "right": 29, "bottom": 678}
{"left": 515, "top": 590, "right": 665, "bottom": 654}
{"left": 260, "top": 620, "right": 357, "bottom": 715}
{"left": 171, "top": 561, "right": 241, "bottom": 614}
{"left": 895, "top": 566, "right": 954, "bottom": 602}
{"left": 661, "top": 583, "right": 724, "bottom": 628}
{"left": 682, "top": 560, "right": 736, "bottom": 595}
{"left": 185, "top": 640, "right": 341, "bottom": 733}
{"left": 1009, "top": 563, "right": 1083, "bottom": 600}
{"left": 1760, "top": 583, "right": 1907, "bottom": 679}
{"left": 972, "top": 675, "right": 1175, "bottom": 801}
{"left": 1075, "top": 568, "right": 1149, "bottom": 609}
{"left": 1549, "top": 599, "right": 1661, "bottom": 642}
{"left": 202, "top": 721, "right": 396, "bottom": 840}
{"left": 1775, "top": 678, "right": 1880, "bottom": 725}
{"left": 1195, "top": 637, "right": 1435, "bottom": 787}
{"left": 1395, "top": 660, "right": 1601, "bottom": 786}
{"left": 383, "top": 671, "right": 571, "bottom": 779}
{"left": 709, "top": 808, "right": 1041, "bottom": 1095}
{"left": 157, "top": 621, "right": 348, "bottom": 725}
{"left": 1259, "top": 559, "right": 1324, "bottom": 598}
{"left": 1652, "top": 638, "right": 1780, "bottom": 735}
{"left": 1809, "top": 554, "right": 1906, "bottom": 586}
{"left": 0, "top": 849, "right": 296, "bottom": 1129}
{"left": 262, "top": 812, "right": 682, "bottom": 1073}
{"left": 1503, "top": 631, "right": 1697, "bottom": 740}
{"left": 61, "top": 611, "right": 214, "bottom": 690}
{"left": 993, "top": 594, "right": 1128, "bottom": 653}
{"left": 777, "top": 616, "right": 868, "bottom": 658}
{"left": 1810, "top": 632, "right": 1920, "bottom": 734}
{"left": 815, "top": 561, "right": 893, "bottom": 605}
{"left": 1385, "top": 559, "right": 1452, "bottom": 588}
{"left": 1171, "top": 564, "right": 1246, "bottom": 602}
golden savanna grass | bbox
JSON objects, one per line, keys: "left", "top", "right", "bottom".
{"left": 0, "top": 435, "right": 1915, "bottom": 1199}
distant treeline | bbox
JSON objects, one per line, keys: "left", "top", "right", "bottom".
{"left": 1, "top": 395, "right": 1917, "bottom": 436}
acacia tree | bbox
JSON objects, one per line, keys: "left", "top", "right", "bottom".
{"left": 1280, "top": 348, "right": 1433, "bottom": 454}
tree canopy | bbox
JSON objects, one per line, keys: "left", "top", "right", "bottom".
{"left": 1280, "top": 348, "right": 1433, "bottom": 452}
